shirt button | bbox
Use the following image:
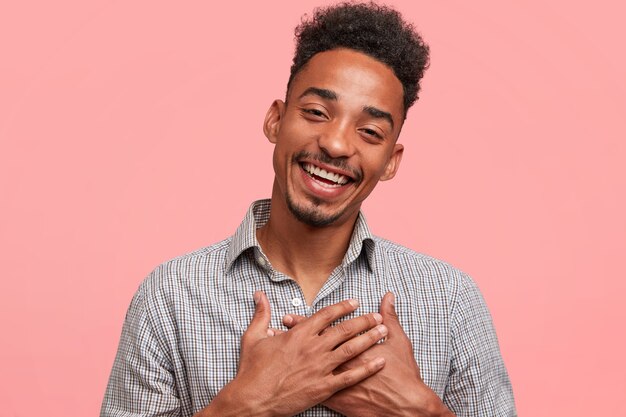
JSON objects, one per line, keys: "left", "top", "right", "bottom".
{"left": 257, "top": 256, "right": 266, "bottom": 267}
{"left": 291, "top": 297, "right": 303, "bottom": 307}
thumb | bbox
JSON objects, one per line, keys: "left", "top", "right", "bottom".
{"left": 380, "top": 292, "right": 401, "bottom": 334}
{"left": 244, "top": 291, "right": 272, "bottom": 342}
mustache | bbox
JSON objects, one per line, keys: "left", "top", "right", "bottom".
{"left": 293, "top": 151, "right": 362, "bottom": 182}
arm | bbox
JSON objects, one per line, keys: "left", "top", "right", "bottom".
{"left": 443, "top": 276, "right": 517, "bottom": 416}
{"left": 100, "top": 287, "right": 180, "bottom": 417}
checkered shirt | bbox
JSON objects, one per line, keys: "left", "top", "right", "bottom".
{"left": 101, "top": 199, "right": 516, "bottom": 416}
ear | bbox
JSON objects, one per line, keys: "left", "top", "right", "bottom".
{"left": 380, "top": 143, "right": 404, "bottom": 181}
{"left": 263, "top": 100, "right": 286, "bottom": 144}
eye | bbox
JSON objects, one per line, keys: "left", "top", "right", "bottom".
{"left": 300, "top": 107, "right": 328, "bottom": 120}
{"left": 360, "top": 127, "right": 384, "bottom": 140}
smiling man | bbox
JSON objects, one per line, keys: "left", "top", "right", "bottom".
{"left": 101, "top": 3, "right": 516, "bottom": 417}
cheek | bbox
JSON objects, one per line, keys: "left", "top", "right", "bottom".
{"left": 361, "top": 153, "right": 392, "bottom": 179}
{"left": 277, "top": 114, "right": 320, "bottom": 144}
{"left": 271, "top": 140, "right": 299, "bottom": 184}
{"left": 272, "top": 145, "right": 289, "bottom": 178}
{"left": 272, "top": 147, "right": 280, "bottom": 174}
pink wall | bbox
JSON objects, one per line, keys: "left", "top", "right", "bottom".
{"left": 1, "top": 1, "right": 625, "bottom": 415}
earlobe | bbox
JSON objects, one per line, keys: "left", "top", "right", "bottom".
{"left": 263, "top": 100, "right": 286, "bottom": 144}
{"left": 380, "top": 143, "right": 404, "bottom": 181}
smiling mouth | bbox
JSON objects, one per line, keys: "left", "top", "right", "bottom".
{"left": 300, "top": 162, "right": 352, "bottom": 187}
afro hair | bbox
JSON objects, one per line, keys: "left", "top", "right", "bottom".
{"left": 288, "top": 2, "right": 430, "bottom": 117}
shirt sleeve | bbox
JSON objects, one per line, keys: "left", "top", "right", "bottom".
{"left": 443, "top": 274, "right": 517, "bottom": 417}
{"left": 100, "top": 285, "right": 181, "bottom": 417}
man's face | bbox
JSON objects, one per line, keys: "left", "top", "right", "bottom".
{"left": 264, "top": 48, "right": 405, "bottom": 227}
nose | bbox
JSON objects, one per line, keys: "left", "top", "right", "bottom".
{"left": 317, "top": 120, "right": 356, "bottom": 159}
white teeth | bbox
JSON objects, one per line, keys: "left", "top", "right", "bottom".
{"left": 303, "top": 163, "right": 349, "bottom": 185}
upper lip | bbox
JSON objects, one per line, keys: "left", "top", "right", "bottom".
{"left": 298, "top": 159, "right": 357, "bottom": 181}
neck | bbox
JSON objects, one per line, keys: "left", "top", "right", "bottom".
{"left": 256, "top": 182, "right": 359, "bottom": 304}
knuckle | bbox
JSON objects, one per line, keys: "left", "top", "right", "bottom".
{"left": 365, "top": 361, "right": 379, "bottom": 376}
{"left": 336, "top": 321, "right": 354, "bottom": 336}
{"left": 343, "top": 299, "right": 358, "bottom": 311}
{"left": 339, "top": 342, "right": 355, "bottom": 358}
{"left": 340, "top": 371, "right": 355, "bottom": 388}
{"left": 317, "top": 306, "right": 335, "bottom": 322}
{"left": 368, "top": 328, "right": 382, "bottom": 343}
{"left": 365, "top": 313, "right": 379, "bottom": 327}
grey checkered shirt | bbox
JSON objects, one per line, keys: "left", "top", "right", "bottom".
{"left": 101, "top": 199, "right": 516, "bottom": 417}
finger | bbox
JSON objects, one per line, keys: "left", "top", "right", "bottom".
{"left": 322, "top": 312, "right": 383, "bottom": 345}
{"left": 330, "top": 323, "right": 388, "bottom": 365}
{"left": 243, "top": 291, "right": 272, "bottom": 342}
{"left": 306, "top": 299, "right": 360, "bottom": 335}
{"left": 380, "top": 292, "right": 401, "bottom": 334}
{"left": 282, "top": 314, "right": 306, "bottom": 328}
{"left": 328, "top": 356, "right": 386, "bottom": 391}
{"left": 268, "top": 327, "right": 285, "bottom": 336}
{"left": 283, "top": 314, "right": 338, "bottom": 337}
{"left": 381, "top": 292, "right": 414, "bottom": 347}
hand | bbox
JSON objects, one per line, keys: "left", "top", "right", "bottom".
{"left": 197, "top": 292, "right": 388, "bottom": 417}
{"left": 282, "top": 293, "right": 456, "bottom": 417}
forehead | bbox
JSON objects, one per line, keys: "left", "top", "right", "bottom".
{"left": 288, "top": 48, "right": 404, "bottom": 117}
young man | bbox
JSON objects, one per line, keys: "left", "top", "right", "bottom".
{"left": 101, "top": 3, "right": 516, "bottom": 416}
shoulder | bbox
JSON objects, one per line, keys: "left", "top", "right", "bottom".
{"left": 136, "top": 238, "right": 232, "bottom": 309}
{"left": 370, "top": 236, "right": 487, "bottom": 320}
{"left": 372, "top": 236, "right": 475, "bottom": 290}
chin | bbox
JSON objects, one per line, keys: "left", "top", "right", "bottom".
{"left": 286, "top": 194, "right": 344, "bottom": 227}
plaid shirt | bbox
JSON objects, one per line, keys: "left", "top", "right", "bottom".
{"left": 101, "top": 199, "right": 516, "bottom": 416}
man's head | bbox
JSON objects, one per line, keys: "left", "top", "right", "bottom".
{"left": 287, "top": 2, "right": 430, "bottom": 119}
{"left": 264, "top": 2, "right": 429, "bottom": 228}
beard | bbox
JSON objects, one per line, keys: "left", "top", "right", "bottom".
{"left": 283, "top": 150, "right": 362, "bottom": 227}
{"left": 285, "top": 192, "right": 344, "bottom": 227}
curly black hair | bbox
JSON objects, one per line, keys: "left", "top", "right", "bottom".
{"left": 288, "top": 2, "right": 430, "bottom": 118}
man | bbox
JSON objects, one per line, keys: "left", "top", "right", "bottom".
{"left": 101, "top": 3, "right": 516, "bottom": 416}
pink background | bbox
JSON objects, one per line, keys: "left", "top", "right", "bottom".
{"left": 1, "top": 1, "right": 625, "bottom": 415}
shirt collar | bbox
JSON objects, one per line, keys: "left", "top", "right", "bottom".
{"left": 225, "top": 199, "right": 375, "bottom": 272}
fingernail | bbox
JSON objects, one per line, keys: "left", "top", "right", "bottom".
{"left": 254, "top": 291, "right": 260, "bottom": 304}
{"left": 374, "top": 357, "right": 385, "bottom": 367}
{"left": 348, "top": 299, "right": 359, "bottom": 308}
{"left": 388, "top": 292, "right": 395, "bottom": 306}
{"left": 267, "top": 328, "right": 275, "bottom": 337}
{"left": 283, "top": 315, "right": 293, "bottom": 325}
{"left": 377, "top": 324, "right": 388, "bottom": 337}
{"left": 373, "top": 313, "right": 383, "bottom": 324}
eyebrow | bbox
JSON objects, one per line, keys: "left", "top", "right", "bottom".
{"left": 363, "top": 106, "right": 394, "bottom": 130}
{"left": 298, "top": 87, "right": 338, "bottom": 101}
